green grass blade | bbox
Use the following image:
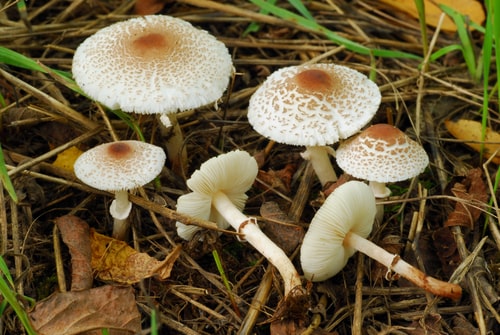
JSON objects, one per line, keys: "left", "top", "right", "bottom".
{"left": 0, "top": 143, "right": 18, "bottom": 203}
{"left": 212, "top": 249, "right": 240, "bottom": 316}
{"left": 243, "top": 0, "right": 278, "bottom": 35}
{"left": 430, "top": 44, "right": 464, "bottom": 62}
{"left": 288, "top": 0, "right": 314, "bottom": 20}
{"left": 414, "top": 0, "right": 429, "bottom": 57}
{"left": 0, "top": 256, "right": 37, "bottom": 335}
{"left": 110, "top": 109, "right": 145, "bottom": 142}
{"left": 249, "top": 0, "right": 421, "bottom": 60}
{"left": 439, "top": 4, "right": 478, "bottom": 81}
{"left": 480, "top": 0, "right": 495, "bottom": 161}
{"left": 0, "top": 46, "right": 82, "bottom": 94}
{"left": 493, "top": 0, "right": 500, "bottom": 101}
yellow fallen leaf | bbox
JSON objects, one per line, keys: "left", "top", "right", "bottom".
{"left": 52, "top": 146, "right": 83, "bottom": 172}
{"left": 445, "top": 119, "right": 500, "bottom": 164}
{"left": 380, "top": 0, "right": 485, "bottom": 32}
{"left": 90, "top": 229, "right": 182, "bottom": 284}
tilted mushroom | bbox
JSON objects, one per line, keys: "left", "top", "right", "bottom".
{"left": 247, "top": 63, "right": 381, "bottom": 186}
{"left": 336, "top": 124, "right": 429, "bottom": 219}
{"left": 72, "top": 15, "right": 233, "bottom": 173}
{"left": 300, "top": 181, "right": 462, "bottom": 300}
{"left": 74, "top": 140, "right": 166, "bottom": 240}
{"left": 176, "top": 150, "right": 302, "bottom": 295}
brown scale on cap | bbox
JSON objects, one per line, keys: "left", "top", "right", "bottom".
{"left": 107, "top": 142, "right": 134, "bottom": 160}
{"left": 362, "top": 123, "right": 407, "bottom": 149}
{"left": 129, "top": 32, "right": 173, "bottom": 58}
{"left": 294, "top": 69, "right": 336, "bottom": 94}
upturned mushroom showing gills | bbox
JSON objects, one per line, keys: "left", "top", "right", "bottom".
{"left": 176, "top": 150, "right": 302, "bottom": 295}
{"left": 72, "top": 15, "right": 233, "bottom": 174}
{"left": 247, "top": 63, "right": 381, "bottom": 187}
{"left": 300, "top": 181, "right": 462, "bottom": 300}
{"left": 74, "top": 140, "right": 166, "bottom": 240}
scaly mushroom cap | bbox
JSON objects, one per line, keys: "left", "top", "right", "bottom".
{"left": 72, "top": 15, "right": 233, "bottom": 114}
{"left": 247, "top": 63, "right": 381, "bottom": 146}
{"left": 336, "top": 124, "right": 429, "bottom": 183}
{"left": 74, "top": 140, "right": 166, "bottom": 191}
{"left": 300, "top": 181, "right": 376, "bottom": 281}
{"left": 176, "top": 150, "right": 258, "bottom": 240}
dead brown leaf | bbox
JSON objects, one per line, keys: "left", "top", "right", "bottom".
{"left": 452, "top": 313, "right": 480, "bottom": 335}
{"left": 55, "top": 215, "right": 93, "bottom": 291}
{"left": 380, "top": 0, "right": 485, "bottom": 32}
{"left": 90, "top": 229, "right": 182, "bottom": 284}
{"left": 28, "top": 285, "right": 141, "bottom": 335}
{"left": 257, "top": 162, "right": 297, "bottom": 195}
{"left": 444, "top": 168, "right": 488, "bottom": 228}
{"left": 260, "top": 201, "right": 305, "bottom": 255}
{"left": 133, "top": 0, "right": 167, "bottom": 15}
{"left": 445, "top": 119, "right": 500, "bottom": 164}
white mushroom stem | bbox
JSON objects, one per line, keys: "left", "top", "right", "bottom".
{"left": 110, "top": 190, "right": 132, "bottom": 240}
{"left": 368, "top": 181, "right": 391, "bottom": 223}
{"left": 344, "top": 231, "right": 462, "bottom": 300}
{"left": 301, "top": 145, "right": 337, "bottom": 186}
{"left": 212, "top": 191, "right": 302, "bottom": 295}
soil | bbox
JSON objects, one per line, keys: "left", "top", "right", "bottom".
{"left": 1, "top": 1, "right": 499, "bottom": 334}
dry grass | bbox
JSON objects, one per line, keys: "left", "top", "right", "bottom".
{"left": 1, "top": 0, "right": 499, "bottom": 334}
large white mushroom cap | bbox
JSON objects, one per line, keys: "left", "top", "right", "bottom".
{"left": 72, "top": 15, "right": 233, "bottom": 114}
{"left": 74, "top": 140, "right": 166, "bottom": 191}
{"left": 176, "top": 150, "right": 258, "bottom": 240}
{"left": 336, "top": 124, "right": 429, "bottom": 183}
{"left": 300, "top": 181, "right": 376, "bottom": 281}
{"left": 247, "top": 63, "right": 381, "bottom": 146}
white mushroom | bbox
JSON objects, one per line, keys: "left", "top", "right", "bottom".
{"left": 74, "top": 140, "right": 166, "bottom": 240}
{"left": 247, "top": 63, "right": 381, "bottom": 186}
{"left": 176, "top": 150, "right": 302, "bottom": 295}
{"left": 336, "top": 124, "right": 429, "bottom": 219}
{"left": 72, "top": 15, "right": 233, "bottom": 173}
{"left": 300, "top": 181, "right": 461, "bottom": 300}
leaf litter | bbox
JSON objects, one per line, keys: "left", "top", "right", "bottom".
{"left": 0, "top": 0, "right": 499, "bottom": 334}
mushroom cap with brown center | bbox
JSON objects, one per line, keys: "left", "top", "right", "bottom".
{"left": 336, "top": 124, "right": 429, "bottom": 183}
{"left": 72, "top": 15, "right": 233, "bottom": 114}
{"left": 247, "top": 63, "right": 381, "bottom": 146}
{"left": 74, "top": 140, "right": 166, "bottom": 191}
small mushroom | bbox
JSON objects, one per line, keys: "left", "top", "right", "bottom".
{"left": 336, "top": 124, "right": 429, "bottom": 219}
{"left": 247, "top": 63, "right": 381, "bottom": 186}
{"left": 74, "top": 140, "right": 166, "bottom": 240}
{"left": 300, "top": 181, "right": 461, "bottom": 300}
{"left": 176, "top": 150, "right": 302, "bottom": 295}
{"left": 72, "top": 15, "right": 233, "bottom": 173}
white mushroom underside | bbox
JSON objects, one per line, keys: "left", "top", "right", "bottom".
{"left": 300, "top": 181, "right": 376, "bottom": 281}
{"left": 247, "top": 63, "right": 381, "bottom": 146}
{"left": 336, "top": 136, "right": 429, "bottom": 183}
{"left": 175, "top": 150, "right": 258, "bottom": 240}
{"left": 74, "top": 140, "right": 166, "bottom": 191}
{"left": 72, "top": 15, "right": 233, "bottom": 114}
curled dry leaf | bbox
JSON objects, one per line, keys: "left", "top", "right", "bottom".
{"left": 28, "top": 285, "right": 141, "bottom": 335}
{"left": 445, "top": 119, "right": 500, "bottom": 164}
{"left": 257, "top": 162, "right": 297, "bottom": 195}
{"left": 444, "top": 168, "right": 488, "bottom": 229}
{"left": 90, "top": 229, "right": 182, "bottom": 284}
